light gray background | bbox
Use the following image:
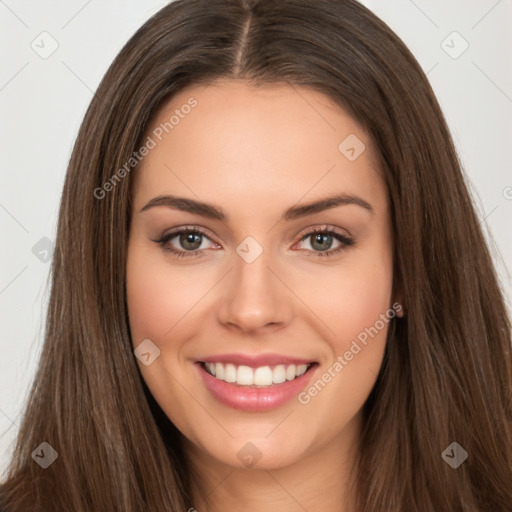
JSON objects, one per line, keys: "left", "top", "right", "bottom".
{"left": 1, "top": 0, "right": 511, "bottom": 474}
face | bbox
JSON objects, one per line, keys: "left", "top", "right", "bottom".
{"left": 126, "top": 79, "right": 399, "bottom": 471}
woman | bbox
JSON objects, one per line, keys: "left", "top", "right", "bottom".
{"left": 1, "top": 0, "right": 511, "bottom": 510}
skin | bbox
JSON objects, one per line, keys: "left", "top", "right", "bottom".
{"left": 126, "top": 79, "right": 402, "bottom": 512}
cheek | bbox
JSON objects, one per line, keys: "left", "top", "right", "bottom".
{"left": 308, "top": 240, "right": 394, "bottom": 400}
{"left": 295, "top": 261, "right": 393, "bottom": 439}
{"left": 126, "top": 246, "right": 208, "bottom": 344}
{"left": 334, "top": 264, "right": 392, "bottom": 341}
{"left": 312, "top": 249, "right": 394, "bottom": 349}
{"left": 125, "top": 246, "right": 203, "bottom": 430}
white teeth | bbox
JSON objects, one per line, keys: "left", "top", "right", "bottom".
{"left": 215, "top": 362, "right": 224, "bottom": 380}
{"left": 272, "top": 364, "right": 286, "bottom": 384}
{"left": 296, "top": 364, "right": 308, "bottom": 377}
{"left": 224, "top": 363, "right": 237, "bottom": 383}
{"left": 203, "top": 362, "right": 311, "bottom": 387}
{"left": 237, "top": 365, "right": 253, "bottom": 385}
{"left": 253, "top": 366, "right": 273, "bottom": 386}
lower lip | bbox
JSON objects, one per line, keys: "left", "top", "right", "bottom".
{"left": 196, "top": 362, "right": 317, "bottom": 412}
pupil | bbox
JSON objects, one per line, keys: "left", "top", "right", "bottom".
{"left": 181, "top": 232, "right": 201, "bottom": 250}
{"left": 312, "top": 233, "right": 332, "bottom": 251}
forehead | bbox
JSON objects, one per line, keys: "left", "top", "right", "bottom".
{"left": 132, "top": 80, "right": 386, "bottom": 216}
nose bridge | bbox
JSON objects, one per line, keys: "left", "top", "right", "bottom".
{"left": 232, "top": 239, "right": 278, "bottom": 309}
{"left": 216, "top": 235, "right": 292, "bottom": 332}
{"left": 235, "top": 245, "right": 272, "bottom": 295}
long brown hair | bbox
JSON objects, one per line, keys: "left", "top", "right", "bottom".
{"left": 1, "top": 0, "right": 511, "bottom": 510}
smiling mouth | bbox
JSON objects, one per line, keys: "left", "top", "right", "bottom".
{"left": 199, "top": 361, "right": 316, "bottom": 387}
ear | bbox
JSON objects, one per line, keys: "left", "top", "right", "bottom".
{"left": 392, "top": 299, "right": 404, "bottom": 318}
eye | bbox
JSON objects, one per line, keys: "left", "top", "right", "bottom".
{"left": 294, "top": 226, "right": 354, "bottom": 257}
{"left": 151, "top": 226, "right": 218, "bottom": 258}
{"left": 152, "top": 224, "right": 354, "bottom": 259}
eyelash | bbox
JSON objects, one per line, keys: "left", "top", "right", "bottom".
{"left": 152, "top": 225, "right": 354, "bottom": 259}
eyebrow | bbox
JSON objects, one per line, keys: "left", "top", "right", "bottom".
{"left": 139, "top": 193, "right": 374, "bottom": 221}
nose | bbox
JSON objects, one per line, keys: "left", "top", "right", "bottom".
{"left": 216, "top": 245, "right": 294, "bottom": 334}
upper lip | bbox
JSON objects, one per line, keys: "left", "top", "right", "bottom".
{"left": 197, "top": 353, "right": 316, "bottom": 368}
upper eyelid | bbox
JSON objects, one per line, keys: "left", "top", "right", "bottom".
{"left": 162, "top": 225, "right": 214, "bottom": 239}
{"left": 295, "top": 224, "right": 351, "bottom": 240}
{"left": 159, "top": 224, "right": 350, "bottom": 246}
